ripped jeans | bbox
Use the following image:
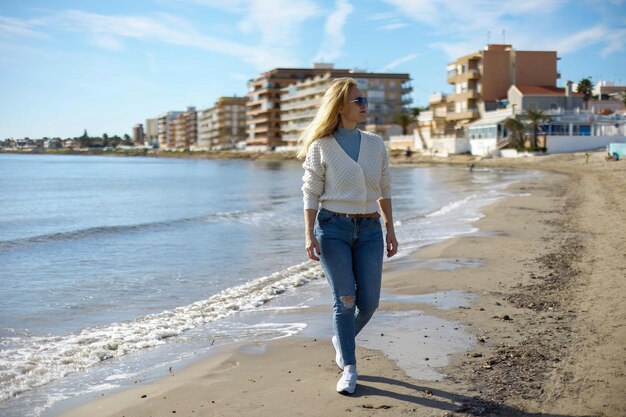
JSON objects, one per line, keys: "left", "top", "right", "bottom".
{"left": 315, "top": 208, "right": 384, "bottom": 366}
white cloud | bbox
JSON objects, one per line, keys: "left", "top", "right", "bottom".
{"left": 0, "top": 16, "right": 48, "bottom": 39}
{"left": 384, "top": 0, "right": 621, "bottom": 61}
{"left": 1, "top": 3, "right": 322, "bottom": 70}
{"left": 550, "top": 25, "right": 626, "bottom": 58}
{"left": 238, "top": 0, "right": 320, "bottom": 48}
{"left": 550, "top": 25, "right": 608, "bottom": 54}
{"left": 21, "top": 9, "right": 299, "bottom": 69}
{"left": 312, "top": 0, "right": 354, "bottom": 63}
{"left": 375, "top": 53, "right": 419, "bottom": 72}
{"left": 382, "top": 0, "right": 441, "bottom": 25}
{"left": 383, "top": 0, "right": 566, "bottom": 30}
{"left": 378, "top": 22, "right": 408, "bottom": 31}
{"left": 601, "top": 29, "right": 626, "bottom": 57}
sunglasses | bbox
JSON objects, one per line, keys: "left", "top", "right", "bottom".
{"left": 348, "top": 97, "right": 368, "bottom": 106}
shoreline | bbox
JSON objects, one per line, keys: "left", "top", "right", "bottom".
{"left": 0, "top": 148, "right": 484, "bottom": 166}
{"left": 37, "top": 152, "right": 626, "bottom": 416}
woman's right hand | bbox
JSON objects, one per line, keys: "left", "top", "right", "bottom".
{"left": 306, "top": 234, "right": 321, "bottom": 261}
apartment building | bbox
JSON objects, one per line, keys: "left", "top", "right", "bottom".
{"left": 145, "top": 118, "right": 158, "bottom": 145}
{"left": 247, "top": 66, "right": 325, "bottom": 151}
{"left": 279, "top": 73, "right": 333, "bottom": 147}
{"left": 446, "top": 44, "right": 558, "bottom": 128}
{"left": 132, "top": 123, "right": 144, "bottom": 145}
{"left": 157, "top": 111, "right": 183, "bottom": 149}
{"left": 279, "top": 70, "right": 412, "bottom": 147}
{"left": 247, "top": 63, "right": 412, "bottom": 150}
{"left": 169, "top": 107, "right": 197, "bottom": 149}
{"left": 197, "top": 97, "right": 247, "bottom": 150}
{"left": 416, "top": 92, "right": 457, "bottom": 147}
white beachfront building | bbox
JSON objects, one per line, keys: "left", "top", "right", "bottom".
{"left": 466, "top": 109, "right": 626, "bottom": 156}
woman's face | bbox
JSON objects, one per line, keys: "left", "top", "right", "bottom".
{"left": 340, "top": 86, "right": 368, "bottom": 128}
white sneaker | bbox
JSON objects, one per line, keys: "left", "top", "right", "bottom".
{"left": 331, "top": 335, "right": 345, "bottom": 370}
{"left": 336, "top": 365, "right": 358, "bottom": 394}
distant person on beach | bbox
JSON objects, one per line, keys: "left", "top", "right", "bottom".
{"left": 606, "top": 151, "right": 620, "bottom": 161}
{"left": 298, "top": 77, "right": 398, "bottom": 395}
{"left": 405, "top": 146, "right": 413, "bottom": 159}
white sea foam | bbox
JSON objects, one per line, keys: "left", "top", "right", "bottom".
{"left": 425, "top": 195, "right": 475, "bottom": 218}
{"left": 0, "top": 261, "right": 323, "bottom": 402}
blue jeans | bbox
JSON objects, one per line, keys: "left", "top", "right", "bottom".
{"left": 315, "top": 208, "right": 384, "bottom": 366}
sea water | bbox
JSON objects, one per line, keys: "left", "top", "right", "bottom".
{"left": 0, "top": 154, "right": 537, "bottom": 415}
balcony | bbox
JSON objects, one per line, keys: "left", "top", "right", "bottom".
{"left": 248, "top": 115, "right": 269, "bottom": 125}
{"left": 250, "top": 125, "right": 270, "bottom": 134}
{"left": 449, "top": 90, "right": 480, "bottom": 101}
{"left": 281, "top": 132, "right": 300, "bottom": 143}
{"left": 447, "top": 69, "right": 480, "bottom": 83}
{"left": 281, "top": 120, "right": 310, "bottom": 132}
{"left": 281, "top": 97, "right": 321, "bottom": 111}
{"left": 282, "top": 85, "right": 328, "bottom": 101}
{"left": 280, "top": 109, "right": 316, "bottom": 123}
{"left": 446, "top": 109, "right": 480, "bottom": 121}
{"left": 246, "top": 107, "right": 279, "bottom": 117}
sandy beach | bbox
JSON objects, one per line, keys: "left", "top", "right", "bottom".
{"left": 56, "top": 151, "right": 625, "bottom": 417}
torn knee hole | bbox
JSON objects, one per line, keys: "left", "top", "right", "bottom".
{"left": 340, "top": 295, "right": 355, "bottom": 309}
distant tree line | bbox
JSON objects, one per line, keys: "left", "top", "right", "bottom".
{"left": 1, "top": 129, "right": 134, "bottom": 149}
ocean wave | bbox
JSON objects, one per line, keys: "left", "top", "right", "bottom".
{"left": 0, "top": 260, "right": 323, "bottom": 402}
{"left": 425, "top": 195, "right": 475, "bottom": 218}
{"left": 0, "top": 207, "right": 290, "bottom": 251}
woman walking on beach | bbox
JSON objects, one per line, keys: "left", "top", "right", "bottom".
{"left": 298, "top": 77, "right": 398, "bottom": 394}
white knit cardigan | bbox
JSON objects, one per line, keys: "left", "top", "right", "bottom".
{"left": 301, "top": 130, "right": 391, "bottom": 214}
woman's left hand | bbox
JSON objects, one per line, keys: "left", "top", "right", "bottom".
{"left": 386, "top": 230, "right": 398, "bottom": 258}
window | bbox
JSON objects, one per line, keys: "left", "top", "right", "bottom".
{"left": 573, "top": 125, "right": 591, "bottom": 136}
{"left": 550, "top": 124, "right": 568, "bottom": 136}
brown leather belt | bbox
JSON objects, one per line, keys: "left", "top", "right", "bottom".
{"left": 325, "top": 210, "right": 381, "bottom": 219}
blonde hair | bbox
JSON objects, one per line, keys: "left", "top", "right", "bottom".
{"left": 296, "top": 77, "right": 356, "bottom": 159}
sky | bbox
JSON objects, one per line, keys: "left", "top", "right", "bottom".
{"left": 1, "top": 0, "right": 625, "bottom": 139}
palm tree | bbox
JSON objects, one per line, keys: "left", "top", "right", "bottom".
{"left": 522, "top": 108, "right": 551, "bottom": 149}
{"left": 395, "top": 113, "right": 412, "bottom": 135}
{"left": 504, "top": 116, "right": 526, "bottom": 148}
{"left": 577, "top": 78, "right": 594, "bottom": 110}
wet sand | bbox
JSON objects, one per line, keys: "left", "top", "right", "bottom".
{"left": 57, "top": 151, "right": 626, "bottom": 417}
